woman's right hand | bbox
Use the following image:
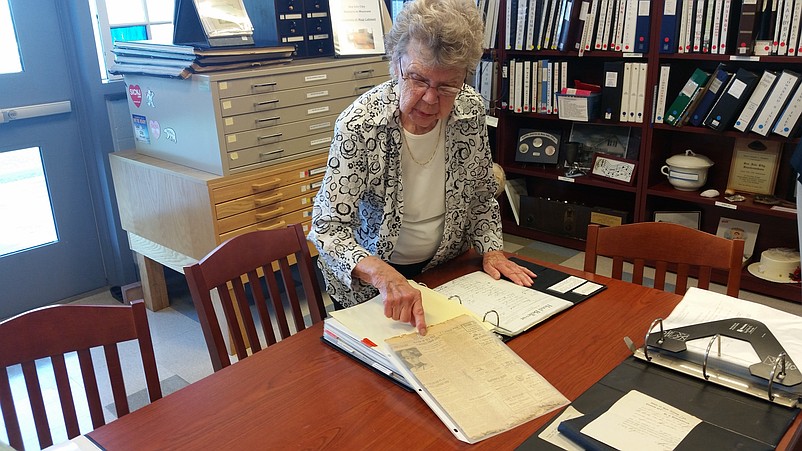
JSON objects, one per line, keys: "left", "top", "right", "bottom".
{"left": 353, "top": 256, "right": 428, "bottom": 335}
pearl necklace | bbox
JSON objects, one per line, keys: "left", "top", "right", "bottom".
{"left": 401, "top": 120, "right": 442, "bottom": 166}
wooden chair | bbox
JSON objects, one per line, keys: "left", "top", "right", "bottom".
{"left": 0, "top": 299, "right": 161, "bottom": 450}
{"left": 184, "top": 223, "right": 326, "bottom": 372}
{"left": 584, "top": 222, "right": 745, "bottom": 297}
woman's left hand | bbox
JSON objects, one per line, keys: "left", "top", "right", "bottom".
{"left": 482, "top": 250, "right": 536, "bottom": 287}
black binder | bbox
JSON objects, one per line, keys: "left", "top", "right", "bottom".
{"left": 703, "top": 67, "right": 759, "bottom": 131}
{"left": 509, "top": 257, "right": 606, "bottom": 304}
{"left": 601, "top": 61, "right": 624, "bottom": 121}
{"left": 517, "top": 357, "right": 799, "bottom": 450}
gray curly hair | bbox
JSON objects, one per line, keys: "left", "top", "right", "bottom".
{"left": 385, "top": 0, "right": 485, "bottom": 77}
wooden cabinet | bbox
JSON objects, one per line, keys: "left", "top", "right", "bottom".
{"left": 493, "top": 1, "right": 801, "bottom": 303}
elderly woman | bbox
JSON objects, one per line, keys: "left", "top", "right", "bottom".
{"left": 308, "top": 0, "right": 535, "bottom": 335}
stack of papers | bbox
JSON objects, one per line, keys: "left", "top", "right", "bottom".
{"left": 323, "top": 281, "right": 568, "bottom": 443}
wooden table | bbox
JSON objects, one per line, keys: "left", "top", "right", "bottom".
{"left": 88, "top": 251, "right": 801, "bottom": 450}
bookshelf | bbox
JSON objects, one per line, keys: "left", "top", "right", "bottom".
{"left": 492, "top": 0, "right": 802, "bottom": 303}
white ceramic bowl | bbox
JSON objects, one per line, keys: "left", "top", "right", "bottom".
{"left": 660, "top": 150, "right": 714, "bottom": 191}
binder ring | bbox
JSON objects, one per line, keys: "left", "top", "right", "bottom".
{"left": 482, "top": 309, "right": 500, "bottom": 328}
{"left": 702, "top": 334, "right": 721, "bottom": 380}
{"left": 767, "top": 353, "right": 788, "bottom": 402}
{"left": 643, "top": 318, "right": 664, "bottom": 361}
{"left": 448, "top": 295, "right": 462, "bottom": 304}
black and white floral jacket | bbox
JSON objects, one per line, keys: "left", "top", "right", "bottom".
{"left": 308, "top": 79, "right": 502, "bottom": 307}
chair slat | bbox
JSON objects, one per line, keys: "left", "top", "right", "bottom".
{"left": 249, "top": 269, "right": 278, "bottom": 346}
{"left": 22, "top": 360, "right": 52, "bottom": 448}
{"left": 675, "top": 263, "right": 690, "bottom": 295}
{"left": 263, "top": 264, "right": 291, "bottom": 340}
{"left": 52, "top": 354, "right": 81, "bottom": 439}
{"left": 216, "top": 282, "right": 249, "bottom": 361}
{"left": 105, "top": 344, "right": 130, "bottom": 417}
{"left": 632, "top": 259, "right": 646, "bottom": 286}
{"left": 279, "top": 257, "right": 305, "bottom": 332}
{"left": 0, "top": 368, "right": 23, "bottom": 450}
{"left": 653, "top": 261, "right": 668, "bottom": 291}
{"left": 77, "top": 348, "right": 105, "bottom": 429}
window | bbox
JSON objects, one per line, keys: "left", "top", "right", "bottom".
{"left": 0, "top": 0, "right": 22, "bottom": 74}
{"left": 89, "top": 0, "right": 174, "bottom": 81}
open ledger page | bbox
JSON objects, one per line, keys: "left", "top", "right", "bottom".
{"left": 385, "top": 314, "right": 568, "bottom": 443}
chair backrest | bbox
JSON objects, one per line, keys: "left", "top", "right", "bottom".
{"left": 583, "top": 222, "right": 745, "bottom": 297}
{"left": 184, "top": 223, "right": 326, "bottom": 372}
{"left": 0, "top": 299, "right": 161, "bottom": 450}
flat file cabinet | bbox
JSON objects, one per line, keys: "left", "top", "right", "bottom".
{"left": 123, "top": 56, "right": 388, "bottom": 176}
{"left": 110, "top": 151, "right": 328, "bottom": 312}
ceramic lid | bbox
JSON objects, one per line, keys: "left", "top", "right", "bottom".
{"left": 665, "top": 150, "right": 714, "bottom": 169}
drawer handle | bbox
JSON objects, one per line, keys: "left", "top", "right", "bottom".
{"left": 354, "top": 69, "right": 375, "bottom": 78}
{"left": 256, "top": 116, "right": 281, "bottom": 123}
{"left": 258, "top": 220, "right": 286, "bottom": 231}
{"left": 255, "top": 99, "right": 280, "bottom": 107}
{"left": 252, "top": 82, "right": 277, "bottom": 89}
{"left": 252, "top": 178, "right": 281, "bottom": 191}
{"left": 259, "top": 149, "right": 284, "bottom": 160}
{"left": 257, "top": 133, "right": 283, "bottom": 141}
{"left": 356, "top": 85, "right": 375, "bottom": 93}
{"left": 254, "top": 192, "right": 283, "bottom": 206}
{"left": 255, "top": 207, "right": 285, "bottom": 221}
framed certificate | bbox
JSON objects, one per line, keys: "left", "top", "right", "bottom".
{"left": 726, "top": 139, "right": 782, "bottom": 195}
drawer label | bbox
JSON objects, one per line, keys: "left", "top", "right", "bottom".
{"left": 224, "top": 117, "right": 234, "bottom": 126}
{"left": 283, "top": 36, "right": 304, "bottom": 43}
{"left": 308, "top": 12, "right": 328, "bottom": 18}
{"left": 309, "top": 121, "right": 332, "bottom": 131}
{"left": 230, "top": 152, "right": 239, "bottom": 160}
{"left": 307, "top": 90, "right": 329, "bottom": 99}
{"left": 308, "top": 106, "right": 330, "bottom": 115}
{"left": 279, "top": 13, "right": 303, "bottom": 19}
{"left": 305, "top": 74, "right": 328, "bottom": 82}
{"left": 301, "top": 181, "right": 323, "bottom": 192}
{"left": 227, "top": 135, "right": 237, "bottom": 143}
{"left": 311, "top": 137, "right": 332, "bottom": 146}
{"left": 222, "top": 100, "right": 232, "bottom": 110}
{"left": 219, "top": 81, "right": 228, "bottom": 91}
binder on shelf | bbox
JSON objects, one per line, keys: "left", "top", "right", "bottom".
{"left": 788, "top": 0, "right": 802, "bottom": 56}
{"left": 677, "top": 0, "right": 695, "bottom": 52}
{"left": 634, "top": 62, "right": 647, "bottom": 123}
{"left": 654, "top": 64, "right": 671, "bottom": 123}
{"left": 600, "top": 0, "right": 616, "bottom": 50}
{"left": 690, "top": 0, "right": 705, "bottom": 51}
{"left": 688, "top": 63, "right": 731, "bottom": 126}
{"left": 514, "top": 0, "right": 529, "bottom": 50}
{"left": 700, "top": 0, "right": 716, "bottom": 52}
{"left": 736, "top": 0, "right": 759, "bottom": 54}
{"left": 750, "top": 70, "right": 800, "bottom": 136}
{"left": 620, "top": 62, "right": 633, "bottom": 122}
{"left": 572, "top": 0, "right": 592, "bottom": 50}
{"left": 710, "top": 0, "right": 724, "bottom": 52}
{"left": 664, "top": 67, "right": 710, "bottom": 126}
{"left": 519, "top": 287, "right": 802, "bottom": 451}
{"left": 703, "top": 67, "right": 759, "bottom": 131}
{"left": 660, "top": 0, "right": 683, "bottom": 52}
{"left": 602, "top": 61, "right": 625, "bottom": 121}
{"left": 620, "top": 0, "right": 639, "bottom": 51}
{"left": 772, "top": 82, "right": 802, "bottom": 137}
{"left": 718, "top": 0, "right": 735, "bottom": 53}
{"left": 733, "top": 69, "right": 778, "bottom": 132}
{"left": 558, "top": 0, "right": 581, "bottom": 51}
{"left": 525, "top": 0, "right": 539, "bottom": 49}
{"left": 634, "top": 0, "right": 651, "bottom": 52}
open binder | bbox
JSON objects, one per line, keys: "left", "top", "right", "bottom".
{"left": 519, "top": 287, "right": 802, "bottom": 450}
{"left": 432, "top": 259, "right": 606, "bottom": 337}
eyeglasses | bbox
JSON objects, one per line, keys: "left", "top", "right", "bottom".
{"left": 398, "top": 61, "right": 463, "bottom": 98}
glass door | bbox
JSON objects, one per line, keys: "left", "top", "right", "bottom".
{"left": 0, "top": 0, "right": 106, "bottom": 318}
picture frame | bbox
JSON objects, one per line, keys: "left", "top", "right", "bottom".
{"left": 716, "top": 217, "right": 760, "bottom": 264}
{"left": 726, "top": 138, "right": 782, "bottom": 195}
{"left": 589, "top": 153, "right": 637, "bottom": 185}
{"left": 653, "top": 211, "right": 702, "bottom": 230}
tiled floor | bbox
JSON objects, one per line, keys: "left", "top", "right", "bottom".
{"left": 3, "top": 234, "right": 801, "bottom": 449}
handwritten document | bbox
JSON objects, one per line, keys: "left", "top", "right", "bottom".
{"left": 582, "top": 390, "right": 701, "bottom": 451}
{"left": 385, "top": 314, "right": 568, "bottom": 443}
{"left": 434, "top": 271, "right": 573, "bottom": 336}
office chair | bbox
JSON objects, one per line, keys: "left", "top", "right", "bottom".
{"left": 0, "top": 299, "right": 162, "bottom": 450}
{"left": 584, "top": 222, "right": 745, "bottom": 297}
{"left": 184, "top": 223, "right": 326, "bottom": 372}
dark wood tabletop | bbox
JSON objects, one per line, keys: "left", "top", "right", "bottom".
{"left": 88, "top": 250, "right": 801, "bottom": 450}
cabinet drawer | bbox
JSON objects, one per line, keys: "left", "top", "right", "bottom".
{"left": 224, "top": 114, "right": 338, "bottom": 152}
{"left": 216, "top": 61, "right": 388, "bottom": 98}
{"left": 219, "top": 76, "right": 385, "bottom": 116}
{"left": 214, "top": 175, "right": 323, "bottom": 219}
{"left": 218, "top": 208, "right": 313, "bottom": 242}
{"left": 227, "top": 131, "right": 332, "bottom": 170}
{"left": 221, "top": 97, "right": 353, "bottom": 134}
{"left": 217, "top": 194, "right": 316, "bottom": 233}
{"left": 210, "top": 153, "right": 326, "bottom": 204}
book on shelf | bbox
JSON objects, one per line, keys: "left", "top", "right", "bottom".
{"left": 660, "top": 0, "right": 683, "bottom": 52}
{"left": 323, "top": 281, "right": 569, "bottom": 443}
{"left": 772, "top": 82, "right": 802, "bottom": 137}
